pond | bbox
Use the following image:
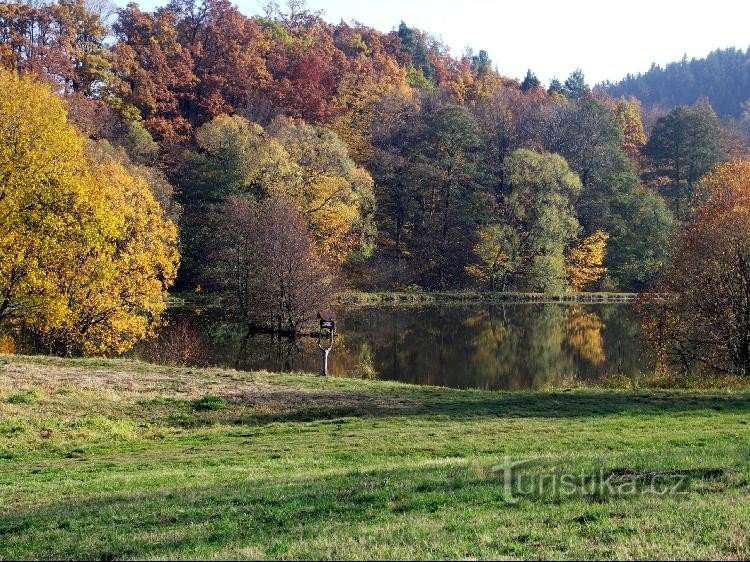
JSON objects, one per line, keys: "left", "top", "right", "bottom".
{"left": 133, "top": 303, "right": 649, "bottom": 391}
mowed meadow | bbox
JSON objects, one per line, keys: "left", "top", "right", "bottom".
{"left": 1, "top": 355, "right": 749, "bottom": 560}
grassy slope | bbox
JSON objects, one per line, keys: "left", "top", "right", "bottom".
{"left": 0, "top": 355, "right": 748, "bottom": 560}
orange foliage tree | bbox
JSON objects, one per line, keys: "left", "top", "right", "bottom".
{"left": 640, "top": 159, "right": 750, "bottom": 375}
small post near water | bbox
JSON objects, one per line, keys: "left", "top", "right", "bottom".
{"left": 317, "top": 310, "right": 335, "bottom": 376}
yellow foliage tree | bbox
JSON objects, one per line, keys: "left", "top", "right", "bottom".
{"left": 614, "top": 97, "right": 647, "bottom": 161}
{"left": 329, "top": 56, "right": 412, "bottom": 164}
{"left": 0, "top": 70, "right": 179, "bottom": 355}
{"left": 269, "top": 117, "right": 376, "bottom": 263}
{"left": 465, "top": 224, "right": 519, "bottom": 291}
{"left": 0, "top": 70, "right": 91, "bottom": 327}
{"left": 44, "top": 158, "right": 180, "bottom": 355}
{"left": 566, "top": 230, "right": 609, "bottom": 291}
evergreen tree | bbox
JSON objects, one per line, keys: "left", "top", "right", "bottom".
{"left": 562, "top": 69, "right": 590, "bottom": 100}
{"left": 520, "top": 69, "right": 540, "bottom": 92}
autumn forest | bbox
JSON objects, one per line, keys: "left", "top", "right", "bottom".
{"left": 2, "top": 0, "right": 750, "bottom": 374}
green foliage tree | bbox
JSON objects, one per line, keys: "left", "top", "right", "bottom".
{"left": 415, "top": 104, "right": 491, "bottom": 288}
{"left": 520, "top": 70, "right": 541, "bottom": 92}
{"left": 397, "top": 21, "right": 435, "bottom": 83}
{"left": 607, "top": 186, "right": 673, "bottom": 290}
{"left": 503, "top": 149, "right": 581, "bottom": 292}
{"left": 606, "top": 46, "right": 750, "bottom": 118}
{"left": 644, "top": 101, "right": 725, "bottom": 219}
{"left": 544, "top": 97, "right": 673, "bottom": 290}
{"left": 470, "top": 49, "right": 491, "bottom": 76}
{"left": 562, "top": 69, "right": 589, "bottom": 100}
{"left": 547, "top": 78, "right": 563, "bottom": 96}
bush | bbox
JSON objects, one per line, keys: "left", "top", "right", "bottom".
{"left": 142, "top": 317, "right": 210, "bottom": 367}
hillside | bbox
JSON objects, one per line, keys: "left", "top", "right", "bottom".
{"left": 604, "top": 46, "right": 750, "bottom": 118}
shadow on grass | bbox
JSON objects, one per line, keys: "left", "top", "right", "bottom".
{"left": 217, "top": 388, "right": 750, "bottom": 426}
{"left": 1, "top": 456, "right": 744, "bottom": 560}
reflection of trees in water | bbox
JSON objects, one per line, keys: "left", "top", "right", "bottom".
{"left": 231, "top": 333, "right": 318, "bottom": 373}
{"left": 149, "top": 304, "right": 646, "bottom": 390}
{"left": 566, "top": 306, "right": 606, "bottom": 366}
{"left": 598, "top": 305, "right": 645, "bottom": 376}
{"left": 335, "top": 304, "right": 645, "bottom": 390}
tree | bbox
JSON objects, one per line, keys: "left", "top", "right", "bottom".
{"left": 170, "top": 0, "right": 271, "bottom": 124}
{"left": 0, "top": 71, "right": 179, "bottom": 354}
{"left": 0, "top": 0, "right": 111, "bottom": 95}
{"left": 640, "top": 159, "right": 750, "bottom": 375}
{"left": 0, "top": 70, "right": 92, "bottom": 326}
{"left": 111, "top": 3, "right": 197, "bottom": 141}
{"left": 606, "top": 186, "right": 673, "bottom": 290}
{"left": 542, "top": 96, "right": 672, "bottom": 290}
{"left": 174, "top": 114, "right": 302, "bottom": 286}
{"left": 416, "top": 104, "right": 490, "bottom": 288}
{"left": 566, "top": 230, "right": 608, "bottom": 291}
{"left": 208, "top": 195, "right": 335, "bottom": 334}
{"left": 543, "top": 98, "right": 623, "bottom": 206}
{"left": 520, "top": 69, "right": 540, "bottom": 92}
{"left": 613, "top": 97, "right": 647, "bottom": 161}
{"left": 474, "top": 91, "right": 518, "bottom": 201}
{"left": 465, "top": 224, "right": 520, "bottom": 291}
{"left": 176, "top": 114, "right": 374, "bottom": 289}
{"left": 503, "top": 149, "right": 581, "bottom": 292}
{"left": 606, "top": 46, "right": 750, "bottom": 118}
{"left": 562, "top": 69, "right": 589, "bottom": 100}
{"left": 41, "top": 154, "right": 180, "bottom": 355}
{"left": 328, "top": 49, "right": 412, "bottom": 164}
{"left": 644, "top": 101, "right": 725, "bottom": 218}
{"left": 470, "top": 49, "right": 491, "bottom": 76}
{"left": 367, "top": 93, "right": 428, "bottom": 285}
{"left": 547, "top": 78, "right": 563, "bottom": 96}
{"left": 268, "top": 117, "right": 376, "bottom": 262}
{"left": 397, "top": 22, "right": 434, "bottom": 83}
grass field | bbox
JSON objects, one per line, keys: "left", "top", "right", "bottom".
{"left": 1, "top": 355, "right": 749, "bottom": 560}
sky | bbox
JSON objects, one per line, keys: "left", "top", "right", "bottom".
{"left": 113, "top": 0, "right": 750, "bottom": 85}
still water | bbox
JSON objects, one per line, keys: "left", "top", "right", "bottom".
{"left": 135, "top": 304, "right": 648, "bottom": 391}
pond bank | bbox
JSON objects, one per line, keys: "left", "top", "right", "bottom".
{"left": 336, "top": 291, "right": 637, "bottom": 306}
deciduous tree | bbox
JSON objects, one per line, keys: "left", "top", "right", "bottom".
{"left": 0, "top": 71, "right": 179, "bottom": 354}
{"left": 209, "top": 195, "right": 335, "bottom": 333}
{"left": 503, "top": 149, "right": 581, "bottom": 292}
{"left": 566, "top": 230, "right": 608, "bottom": 291}
{"left": 639, "top": 159, "right": 750, "bottom": 375}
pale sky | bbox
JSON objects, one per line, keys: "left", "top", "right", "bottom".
{"left": 113, "top": 0, "right": 750, "bottom": 85}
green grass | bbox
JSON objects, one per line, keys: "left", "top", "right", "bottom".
{"left": 0, "top": 354, "right": 748, "bottom": 560}
{"left": 337, "top": 291, "right": 637, "bottom": 306}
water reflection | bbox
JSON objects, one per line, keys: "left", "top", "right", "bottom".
{"left": 134, "top": 304, "right": 646, "bottom": 391}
